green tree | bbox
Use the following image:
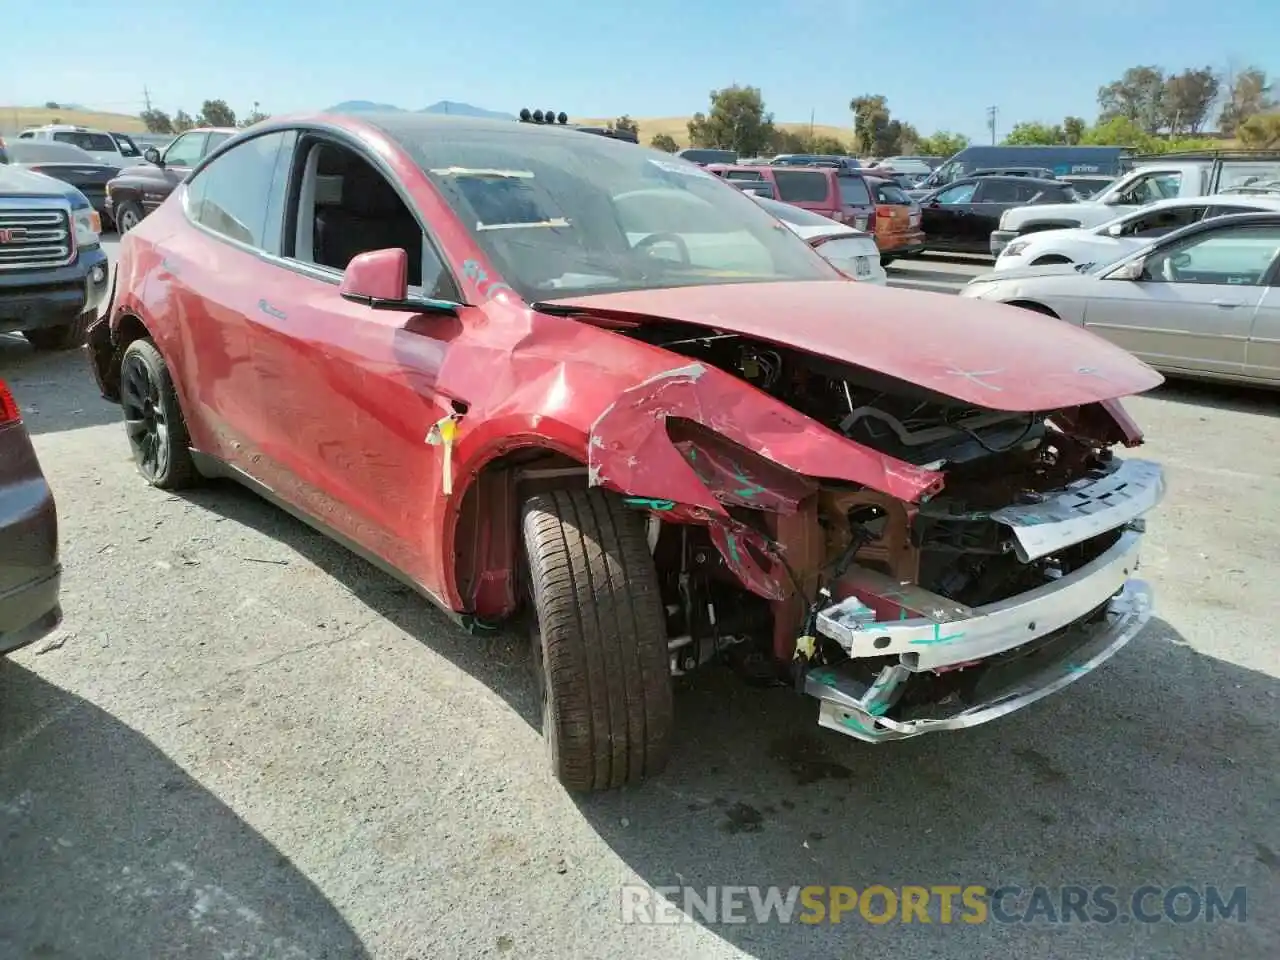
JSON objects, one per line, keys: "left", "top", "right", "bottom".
{"left": 1219, "top": 66, "right": 1274, "bottom": 135}
{"left": 44, "top": 100, "right": 60, "bottom": 109}
{"left": 687, "top": 85, "right": 775, "bottom": 157}
{"left": 196, "top": 99, "right": 236, "bottom": 128}
{"left": 849, "top": 94, "right": 892, "bottom": 155}
{"left": 238, "top": 102, "right": 269, "bottom": 128}
{"left": 1081, "top": 116, "right": 1152, "bottom": 149}
{"left": 1239, "top": 113, "right": 1280, "bottom": 148}
{"left": 915, "top": 131, "right": 968, "bottom": 157}
{"left": 139, "top": 108, "right": 173, "bottom": 134}
{"left": 172, "top": 110, "right": 195, "bottom": 133}
{"left": 1063, "top": 116, "right": 1086, "bottom": 144}
{"left": 1003, "top": 122, "right": 1065, "bottom": 145}
{"left": 649, "top": 133, "right": 679, "bottom": 152}
{"left": 612, "top": 115, "right": 639, "bottom": 136}
{"left": 1098, "top": 66, "right": 1167, "bottom": 133}
{"left": 1162, "top": 67, "right": 1219, "bottom": 134}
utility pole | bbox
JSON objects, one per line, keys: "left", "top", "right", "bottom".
{"left": 987, "top": 105, "right": 998, "bottom": 145}
{"left": 143, "top": 85, "right": 153, "bottom": 112}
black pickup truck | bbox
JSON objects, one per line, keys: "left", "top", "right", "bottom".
{"left": 0, "top": 163, "right": 110, "bottom": 350}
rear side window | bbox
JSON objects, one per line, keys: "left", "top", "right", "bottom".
{"left": 870, "top": 181, "right": 909, "bottom": 204}
{"left": 724, "top": 170, "right": 766, "bottom": 182}
{"left": 975, "top": 179, "right": 1022, "bottom": 203}
{"left": 186, "top": 131, "right": 296, "bottom": 251}
{"left": 1205, "top": 204, "right": 1266, "bottom": 218}
{"left": 838, "top": 176, "right": 871, "bottom": 206}
{"left": 204, "top": 132, "right": 232, "bottom": 157}
{"left": 773, "top": 170, "right": 831, "bottom": 203}
{"left": 52, "top": 131, "right": 117, "bottom": 152}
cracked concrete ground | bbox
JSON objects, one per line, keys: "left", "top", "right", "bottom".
{"left": 0, "top": 248, "right": 1277, "bottom": 959}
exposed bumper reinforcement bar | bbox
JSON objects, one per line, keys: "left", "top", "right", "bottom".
{"left": 818, "top": 529, "right": 1144, "bottom": 671}
{"left": 806, "top": 579, "right": 1152, "bottom": 743}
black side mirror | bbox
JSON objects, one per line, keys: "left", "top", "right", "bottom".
{"left": 144, "top": 147, "right": 162, "bottom": 166}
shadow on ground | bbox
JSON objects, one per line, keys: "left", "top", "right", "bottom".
{"left": 1146, "top": 377, "right": 1278, "bottom": 419}
{"left": 0, "top": 334, "right": 119, "bottom": 435}
{"left": 173, "top": 481, "right": 1279, "bottom": 959}
{"left": 0, "top": 662, "right": 371, "bottom": 959}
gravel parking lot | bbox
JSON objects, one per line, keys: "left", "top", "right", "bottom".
{"left": 1, "top": 242, "right": 1277, "bottom": 960}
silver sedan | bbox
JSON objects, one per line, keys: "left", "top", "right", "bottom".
{"left": 960, "top": 212, "right": 1280, "bottom": 387}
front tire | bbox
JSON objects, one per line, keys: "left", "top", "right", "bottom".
{"left": 114, "top": 199, "right": 143, "bottom": 234}
{"left": 119, "top": 338, "right": 199, "bottom": 489}
{"left": 522, "top": 489, "right": 673, "bottom": 792}
{"left": 880, "top": 255, "right": 896, "bottom": 267}
{"left": 23, "top": 314, "right": 90, "bottom": 351}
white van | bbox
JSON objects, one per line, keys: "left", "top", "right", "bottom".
{"left": 17, "top": 125, "right": 127, "bottom": 167}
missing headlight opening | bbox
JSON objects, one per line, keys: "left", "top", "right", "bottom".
{"left": 586, "top": 319, "right": 1164, "bottom": 744}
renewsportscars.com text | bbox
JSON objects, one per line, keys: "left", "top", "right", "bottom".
{"left": 620, "top": 884, "right": 1249, "bottom": 925}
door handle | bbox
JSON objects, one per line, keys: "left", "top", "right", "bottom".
{"left": 1211, "top": 299, "right": 1243, "bottom": 308}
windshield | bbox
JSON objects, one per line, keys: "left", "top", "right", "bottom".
{"left": 408, "top": 127, "right": 838, "bottom": 299}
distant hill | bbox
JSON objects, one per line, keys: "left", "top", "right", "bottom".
{"left": 0, "top": 106, "right": 146, "bottom": 135}
{"left": 579, "top": 116, "right": 855, "bottom": 151}
{"left": 325, "top": 100, "right": 516, "bottom": 121}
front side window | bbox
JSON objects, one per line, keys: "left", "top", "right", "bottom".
{"left": 394, "top": 128, "right": 836, "bottom": 299}
{"left": 1143, "top": 224, "right": 1280, "bottom": 285}
{"left": 186, "top": 131, "right": 295, "bottom": 250}
{"left": 934, "top": 182, "right": 977, "bottom": 205}
{"left": 203, "top": 132, "right": 232, "bottom": 158}
{"left": 1123, "top": 172, "right": 1183, "bottom": 205}
{"left": 163, "top": 132, "right": 207, "bottom": 167}
{"left": 52, "top": 131, "right": 117, "bottom": 152}
{"left": 1121, "top": 206, "right": 1207, "bottom": 238}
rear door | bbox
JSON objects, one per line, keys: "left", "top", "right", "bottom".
{"left": 1084, "top": 222, "right": 1280, "bottom": 378}
{"left": 771, "top": 168, "right": 838, "bottom": 219}
{"left": 158, "top": 130, "right": 297, "bottom": 463}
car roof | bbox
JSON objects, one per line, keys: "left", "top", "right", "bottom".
{"left": 1139, "top": 193, "right": 1280, "bottom": 211}
{"left": 953, "top": 175, "right": 1064, "bottom": 187}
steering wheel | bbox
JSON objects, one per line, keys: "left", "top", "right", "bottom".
{"left": 633, "top": 232, "right": 691, "bottom": 265}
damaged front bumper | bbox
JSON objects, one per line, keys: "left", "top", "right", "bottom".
{"left": 805, "top": 457, "right": 1164, "bottom": 743}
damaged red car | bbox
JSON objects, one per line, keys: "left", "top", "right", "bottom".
{"left": 87, "top": 114, "right": 1167, "bottom": 792}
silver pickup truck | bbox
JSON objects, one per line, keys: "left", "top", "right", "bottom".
{"left": 990, "top": 152, "right": 1280, "bottom": 257}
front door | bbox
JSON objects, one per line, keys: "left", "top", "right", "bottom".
{"left": 1084, "top": 222, "right": 1280, "bottom": 378}
{"left": 921, "top": 181, "right": 978, "bottom": 248}
{"left": 244, "top": 137, "right": 461, "bottom": 588}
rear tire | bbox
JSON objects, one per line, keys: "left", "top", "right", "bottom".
{"left": 880, "top": 255, "right": 896, "bottom": 267}
{"left": 119, "top": 338, "right": 199, "bottom": 489}
{"left": 522, "top": 489, "right": 673, "bottom": 792}
{"left": 1009, "top": 301, "right": 1060, "bottom": 318}
{"left": 23, "top": 314, "right": 90, "bottom": 351}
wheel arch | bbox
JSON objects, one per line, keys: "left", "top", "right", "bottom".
{"left": 1005, "top": 299, "right": 1061, "bottom": 318}
{"left": 447, "top": 439, "right": 590, "bottom": 621}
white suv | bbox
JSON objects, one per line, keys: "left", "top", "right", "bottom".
{"left": 17, "top": 125, "right": 127, "bottom": 167}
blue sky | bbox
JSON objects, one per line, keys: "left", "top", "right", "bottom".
{"left": 9, "top": 0, "right": 1278, "bottom": 141}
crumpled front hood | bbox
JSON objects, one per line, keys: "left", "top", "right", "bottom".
{"left": 545, "top": 280, "right": 1163, "bottom": 412}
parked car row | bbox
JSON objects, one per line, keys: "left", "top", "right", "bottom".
{"left": 706, "top": 162, "right": 923, "bottom": 263}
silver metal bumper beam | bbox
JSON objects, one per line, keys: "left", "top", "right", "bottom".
{"left": 807, "top": 580, "right": 1151, "bottom": 743}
